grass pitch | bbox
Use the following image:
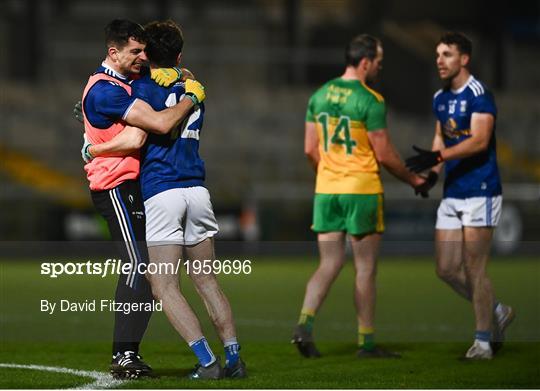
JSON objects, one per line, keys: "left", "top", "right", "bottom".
{"left": 1, "top": 256, "right": 539, "bottom": 388}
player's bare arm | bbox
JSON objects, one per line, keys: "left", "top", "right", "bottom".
{"left": 304, "top": 121, "right": 320, "bottom": 172}
{"left": 439, "top": 113, "right": 494, "bottom": 161}
{"left": 89, "top": 126, "right": 147, "bottom": 157}
{"left": 409, "top": 114, "right": 495, "bottom": 173}
{"left": 125, "top": 96, "right": 194, "bottom": 135}
{"left": 367, "top": 128, "right": 424, "bottom": 188}
{"left": 430, "top": 121, "right": 446, "bottom": 175}
{"left": 125, "top": 79, "right": 205, "bottom": 135}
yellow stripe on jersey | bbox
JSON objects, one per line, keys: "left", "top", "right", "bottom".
{"left": 362, "top": 81, "right": 384, "bottom": 103}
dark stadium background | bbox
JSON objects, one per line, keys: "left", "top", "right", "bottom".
{"left": 0, "top": 0, "right": 538, "bottom": 254}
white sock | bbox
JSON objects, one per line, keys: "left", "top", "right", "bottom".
{"left": 224, "top": 337, "right": 238, "bottom": 348}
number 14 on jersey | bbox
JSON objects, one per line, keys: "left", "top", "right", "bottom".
{"left": 317, "top": 113, "right": 357, "bottom": 154}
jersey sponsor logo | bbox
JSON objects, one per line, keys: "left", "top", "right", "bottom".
{"left": 442, "top": 118, "right": 471, "bottom": 139}
{"left": 325, "top": 85, "right": 353, "bottom": 104}
{"left": 460, "top": 100, "right": 467, "bottom": 113}
{"left": 443, "top": 118, "right": 457, "bottom": 135}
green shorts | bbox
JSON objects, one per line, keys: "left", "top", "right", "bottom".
{"left": 312, "top": 193, "right": 384, "bottom": 235}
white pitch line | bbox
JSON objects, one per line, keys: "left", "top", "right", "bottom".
{"left": 0, "top": 363, "right": 124, "bottom": 389}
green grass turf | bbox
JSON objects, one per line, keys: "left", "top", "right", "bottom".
{"left": 1, "top": 257, "right": 539, "bottom": 388}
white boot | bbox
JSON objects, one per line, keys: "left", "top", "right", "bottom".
{"left": 465, "top": 340, "right": 493, "bottom": 360}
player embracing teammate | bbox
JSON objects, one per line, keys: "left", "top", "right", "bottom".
{"left": 80, "top": 21, "right": 513, "bottom": 373}
{"left": 79, "top": 19, "right": 245, "bottom": 379}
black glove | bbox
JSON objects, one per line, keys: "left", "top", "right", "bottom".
{"left": 415, "top": 171, "right": 439, "bottom": 198}
{"left": 405, "top": 145, "right": 443, "bottom": 173}
{"left": 74, "top": 101, "right": 84, "bottom": 124}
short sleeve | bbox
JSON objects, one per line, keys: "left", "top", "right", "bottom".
{"left": 131, "top": 79, "right": 151, "bottom": 103}
{"left": 365, "top": 97, "right": 387, "bottom": 131}
{"left": 471, "top": 91, "right": 497, "bottom": 117}
{"left": 305, "top": 95, "right": 316, "bottom": 122}
{"left": 432, "top": 97, "right": 438, "bottom": 117}
{"left": 88, "top": 81, "right": 137, "bottom": 120}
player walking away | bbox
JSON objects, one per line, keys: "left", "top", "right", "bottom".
{"left": 293, "top": 34, "right": 429, "bottom": 359}
{"left": 405, "top": 32, "right": 514, "bottom": 360}
{"left": 81, "top": 19, "right": 206, "bottom": 379}
{"left": 83, "top": 20, "right": 246, "bottom": 380}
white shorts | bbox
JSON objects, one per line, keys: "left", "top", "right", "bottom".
{"left": 436, "top": 196, "right": 502, "bottom": 230}
{"left": 145, "top": 187, "right": 219, "bottom": 246}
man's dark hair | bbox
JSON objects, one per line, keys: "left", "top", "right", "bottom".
{"left": 144, "top": 20, "right": 184, "bottom": 67}
{"left": 105, "top": 19, "right": 146, "bottom": 49}
{"left": 345, "top": 34, "right": 381, "bottom": 67}
{"left": 438, "top": 31, "right": 473, "bottom": 57}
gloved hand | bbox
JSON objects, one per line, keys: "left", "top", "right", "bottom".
{"left": 150, "top": 67, "right": 196, "bottom": 87}
{"left": 405, "top": 145, "right": 443, "bottom": 173}
{"left": 185, "top": 79, "right": 206, "bottom": 105}
{"left": 415, "top": 171, "right": 439, "bottom": 198}
{"left": 150, "top": 67, "right": 183, "bottom": 87}
{"left": 74, "top": 101, "right": 84, "bottom": 123}
{"left": 81, "top": 133, "right": 94, "bottom": 163}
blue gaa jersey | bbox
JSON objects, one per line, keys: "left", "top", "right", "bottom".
{"left": 131, "top": 74, "right": 206, "bottom": 201}
{"left": 433, "top": 75, "right": 502, "bottom": 199}
{"left": 83, "top": 63, "right": 137, "bottom": 128}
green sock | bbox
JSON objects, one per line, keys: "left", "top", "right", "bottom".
{"left": 358, "top": 326, "right": 375, "bottom": 351}
{"left": 298, "top": 308, "right": 316, "bottom": 333}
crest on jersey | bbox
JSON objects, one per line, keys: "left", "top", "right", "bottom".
{"left": 448, "top": 99, "right": 457, "bottom": 114}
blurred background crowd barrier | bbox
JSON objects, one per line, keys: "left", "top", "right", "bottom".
{"left": 0, "top": 0, "right": 538, "bottom": 253}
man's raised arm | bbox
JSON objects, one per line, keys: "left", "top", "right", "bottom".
{"left": 368, "top": 128, "right": 424, "bottom": 188}
{"left": 125, "top": 79, "right": 205, "bottom": 135}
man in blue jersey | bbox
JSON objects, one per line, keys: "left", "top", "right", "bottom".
{"left": 80, "top": 19, "right": 206, "bottom": 379}
{"left": 405, "top": 32, "right": 514, "bottom": 359}
{"left": 84, "top": 20, "right": 245, "bottom": 380}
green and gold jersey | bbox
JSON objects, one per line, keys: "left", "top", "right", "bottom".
{"left": 306, "top": 77, "right": 386, "bottom": 194}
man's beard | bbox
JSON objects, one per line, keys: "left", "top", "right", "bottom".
{"left": 441, "top": 69, "right": 458, "bottom": 89}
